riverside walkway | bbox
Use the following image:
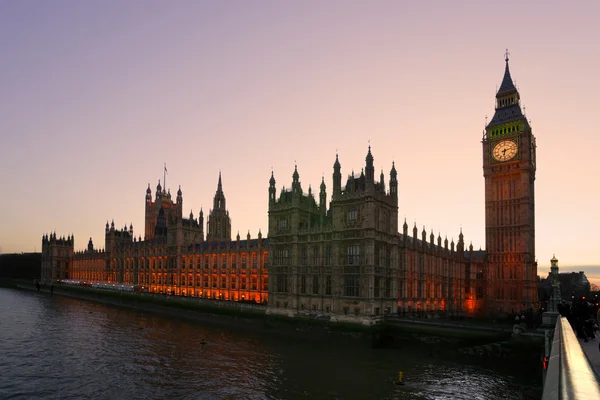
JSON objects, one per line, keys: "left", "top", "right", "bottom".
{"left": 580, "top": 334, "right": 600, "bottom": 379}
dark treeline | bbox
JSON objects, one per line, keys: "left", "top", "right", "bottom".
{"left": 0, "top": 253, "right": 41, "bottom": 280}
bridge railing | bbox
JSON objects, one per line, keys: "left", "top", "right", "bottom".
{"left": 542, "top": 316, "right": 600, "bottom": 399}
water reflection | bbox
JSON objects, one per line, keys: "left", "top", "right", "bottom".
{"left": 0, "top": 288, "right": 538, "bottom": 400}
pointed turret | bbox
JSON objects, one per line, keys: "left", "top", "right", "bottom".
{"left": 156, "top": 180, "right": 162, "bottom": 200}
{"left": 177, "top": 185, "right": 183, "bottom": 204}
{"left": 146, "top": 184, "right": 152, "bottom": 203}
{"left": 319, "top": 176, "right": 327, "bottom": 214}
{"left": 333, "top": 154, "right": 341, "bottom": 197}
{"left": 207, "top": 173, "right": 231, "bottom": 240}
{"left": 269, "top": 170, "right": 277, "bottom": 204}
{"left": 365, "top": 146, "right": 374, "bottom": 183}
{"left": 292, "top": 164, "right": 302, "bottom": 194}
{"left": 389, "top": 161, "right": 398, "bottom": 201}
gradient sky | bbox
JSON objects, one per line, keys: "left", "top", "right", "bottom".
{"left": 1, "top": 1, "right": 599, "bottom": 282}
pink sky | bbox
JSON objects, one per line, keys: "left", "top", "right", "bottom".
{"left": 1, "top": 1, "right": 599, "bottom": 280}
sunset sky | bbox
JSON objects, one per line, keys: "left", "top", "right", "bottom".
{"left": 1, "top": 1, "right": 599, "bottom": 282}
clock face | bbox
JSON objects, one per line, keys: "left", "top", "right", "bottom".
{"left": 492, "top": 140, "right": 518, "bottom": 162}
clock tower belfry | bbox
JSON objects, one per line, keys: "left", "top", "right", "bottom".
{"left": 483, "top": 52, "right": 537, "bottom": 315}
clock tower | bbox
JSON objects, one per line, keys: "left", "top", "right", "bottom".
{"left": 483, "top": 52, "right": 537, "bottom": 315}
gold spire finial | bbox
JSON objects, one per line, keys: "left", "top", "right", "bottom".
{"left": 505, "top": 48, "right": 510, "bottom": 63}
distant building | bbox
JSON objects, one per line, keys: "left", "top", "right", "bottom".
{"left": 43, "top": 174, "right": 269, "bottom": 303}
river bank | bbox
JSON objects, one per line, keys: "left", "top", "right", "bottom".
{"left": 9, "top": 279, "right": 544, "bottom": 361}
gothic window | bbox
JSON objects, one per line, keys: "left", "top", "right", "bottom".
{"left": 324, "top": 246, "right": 332, "bottom": 265}
{"left": 386, "top": 247, "right": 391, "bottom": 268}
{"left": 374, "top": 246, "right": 380, "bottom": 267}
{"left": 279, "top": 218, "right": 287, "bottom": 232}
{"left": 251, "top": 253, "right": 257, "bottom": 269}
{"left": 325, "top": 275, "right": 332, "bottom": 295}
{"left": 242, "top": 253, "right": 247, "bottom": 269}
{"left": 385, "top": 278, "right": 392, "bottom": 298}
{"left": 344, "top": 274, "right": 359, "bottom": 297}
{"left": 347, "top": 208, "right": 357, "bottom": 225}
{"left": 231, "top": 254, "right": 237, "bottom": 269}
{"left": 347, "top": 245, "right": 360, "bottom": 265}
{"left": 241, "top": 277, "right": 247, "bottom": 290}
{"left": 276, "top": 275, "right": 287, "bottom": 292}
{"left": 275, "top": 248, "right": 289, "bottom": 265}
{"left": 312, "top": 276, "right": 319, "bottom": 295}
{"left": 204, "top": 256, "right": 209, "bottom": 269}
{"left": 231, "top": 276, "right": 237, "bottom": 289}
{"left": 262, "top": 253, "right": 268, "bottom": 268}
{"left": 301, "top": 247, "right": 308, "bottom": 266}
{"left": 312, "top": 247, "right": 319, "bottom": 265}
{"left": 262, "top": 277, "right": 268, "bottom": 291}
{"left": 300, "top": 276, "right": 306, "bottom": 293}
{"left": 374, "top": 277, "right": 380, "bottom": 297}
{"left": 222, "top": 254, "right": 227, "bottom": 269}
{"left": 251, "top": 276, "right": 257, "bottom": 290}
{"left": 211, "top": 275, "right": 217, "bottom": 288}
{"left": 221, "top": 275, "right": 226, "bottom": 288}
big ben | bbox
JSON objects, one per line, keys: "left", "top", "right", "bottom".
{"left": 483, "top": 52, "right": 537, "bottom": 315}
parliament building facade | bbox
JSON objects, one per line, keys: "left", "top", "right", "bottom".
{"left": 41, "top": 57, "right": 537, "bottom": 321}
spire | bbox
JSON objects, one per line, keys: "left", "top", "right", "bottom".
{"left": 293, "top": 164, "right": 299, "bottom": 182}
{"left": 217, "top": 171, "right": 223, "bottom": 192}
{"left": 487, "top": 51, "right": 526, "bottom": 130}
{"left": 365, "top": 145, "right": 374, "bottom": 182}
{"left": 269, "top": 170, "right": 275, "bottom": 186}
{"left": 497, "top": 49, "right": 517, "bottom": 97}
{"left": 333, "top": 153, "right": 342, "bottom": 197}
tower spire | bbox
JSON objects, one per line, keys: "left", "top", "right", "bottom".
{"left": 497, "top": 49, "right": 517, "bottom": 97}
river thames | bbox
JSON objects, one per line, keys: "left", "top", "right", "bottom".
{"left": 0, "top": 288, "right": 540, "bottom": 399}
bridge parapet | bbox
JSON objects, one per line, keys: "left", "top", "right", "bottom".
{"left": 542, "top": 316, "right": 600, "bottom": 399}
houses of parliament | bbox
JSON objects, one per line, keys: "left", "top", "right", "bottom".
{"left": 41, "top": 56, "right": 537, "bottom": 321}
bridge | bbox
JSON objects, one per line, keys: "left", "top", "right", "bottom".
{"left": 542, "top": 314, "right": 600, "bottom": 399}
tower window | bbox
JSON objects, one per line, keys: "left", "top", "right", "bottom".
{"left": 347, "top": 209, "right": 358, "bottom": 225}
{"left": 279, "top": 218, "right": 287, "bottom": 232}
{"left": 347, "top": 245, "right": 360, "bottom": 265}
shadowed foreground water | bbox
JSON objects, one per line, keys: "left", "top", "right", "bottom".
{"left": 0, "top": 288, "right": 539, "bottom": 399}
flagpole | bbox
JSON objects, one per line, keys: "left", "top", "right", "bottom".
{"left": 164, "top": 163, "right": 167, "bottom": 192}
